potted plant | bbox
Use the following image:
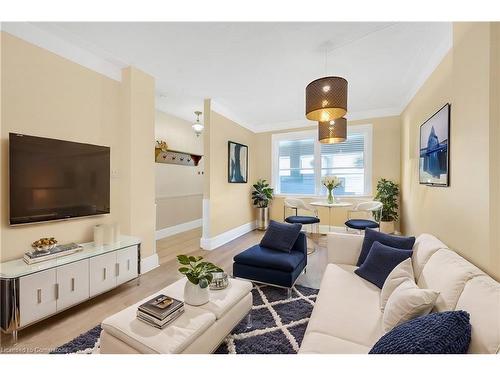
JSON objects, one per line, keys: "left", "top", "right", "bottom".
{"left": 374, "top": 178, "right": 399, "bottom": 234}
{"left": 322, "top": 175, "right": 342, "bottom": 204}
{"left": 177, "top": 255, "right": 223, "bottom": 306}
{"left": 252, "top": 179, "right": 274, "bottom": 230}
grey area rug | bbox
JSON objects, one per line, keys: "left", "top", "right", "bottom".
{"left": 51, "top": 284, "right": 318, "bottom": 354}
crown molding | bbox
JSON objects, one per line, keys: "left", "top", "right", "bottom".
{"left": 1, "top": 22, "right": 124, "bottom": 81}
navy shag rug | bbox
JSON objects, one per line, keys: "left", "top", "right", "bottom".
{"left": 51, "top": 284, "right": 318, "bottom": 354}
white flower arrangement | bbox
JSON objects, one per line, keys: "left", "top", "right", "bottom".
{"left": 322, "top": 175, "right": 342, "bottom": 190}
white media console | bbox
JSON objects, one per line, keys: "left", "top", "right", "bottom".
{"left": 0, "top": 235, "right": 141, "bottom": 340}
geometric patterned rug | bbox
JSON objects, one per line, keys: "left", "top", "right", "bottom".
{"left": 50, "top": 284, "right": 318, "bottom": 354}
{"left": 215, "top": 284, "right": 318, "bottom": 354}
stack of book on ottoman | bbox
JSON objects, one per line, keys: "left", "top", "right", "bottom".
{"left": 137, "top": 294, "right": 184, "bottom": 329}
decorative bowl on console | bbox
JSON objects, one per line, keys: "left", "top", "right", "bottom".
{"left": 31, "top": 237, "right": 58, "bottom": 254}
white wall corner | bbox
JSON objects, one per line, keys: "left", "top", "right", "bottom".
{"left": 141, "top": 253, "right": 159, "bottom": 274}
{"left": 155, "top": 218, "right": 202, "bottom": 240}
{"left": 200, "top": 221, "right": 256, "bottom": 251}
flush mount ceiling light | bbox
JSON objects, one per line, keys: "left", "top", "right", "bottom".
{"left": 306, "top": 76, "right": 348, "bottom": 122}
{"left": 318, "top": 117, "right": 347, "bottom": 144}
{"left": 192, "top": 111, "right": 204, "bottom": 137}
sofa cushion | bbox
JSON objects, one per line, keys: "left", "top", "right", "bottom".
{"left": 357, "top": 228, "right": 415, "bottom": 266}
{"left": 417, "top": 249, "right": 484, "bottom": 311}
{"left": 455, "top": 276, "right": 500, "bottom": 354}
{"left": 304, "top": 264, "right": 384, "bottom": 347}
{"left": 233, "top": 244, "right": 305, "bottom": 272}
{"left": 370, "top": 311, "right": 471, "bottom": 354}
{"left": 260, "top": 220, "right": 302, "bottom": 252}
{"left": 355, "top": 242, "right": 413, "bottom": 289}
{"left": 299, "top": 332, "right": 370, "bottom": 354}
{"left": 382, "top": 278, "right": 439, "bottom": 332}
{"left": 412, "top": 234, "right": 447, "bottom": 281}
{"left": 380, "top": 258, "right": 414, "bottom": 311}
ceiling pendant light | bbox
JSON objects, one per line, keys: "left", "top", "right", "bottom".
{"left": 318, "top": 117, "right": 347, "bottom": 144}
{"left": 306, "top": 76, "right": 348, "bottom": 122}
{"left": 306, "top": 46, "right": 348, "bottom": 123}
{"left": 192, "top": 111, "right": 204, "bottom": 137}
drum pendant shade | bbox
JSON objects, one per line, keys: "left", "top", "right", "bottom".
{"left": 306, "top": 76, "right": 348, "bottom": 122}
{"left": 318, "top": 117, "right": 347, "bottom": 144}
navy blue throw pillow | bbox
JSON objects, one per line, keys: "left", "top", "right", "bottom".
{"left": 260, "top": 220, "right": 302, "bottom": 253}
{"left": 357, "top": 228, "right": 415, "bottom": 267}
{"left": 370, "top": 311, "right": 471, "bottom": 354}
{"left": 354, "top": 241, "right": 412, "bottom": 288}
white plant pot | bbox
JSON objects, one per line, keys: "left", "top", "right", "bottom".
{"left": 183, "top": 280, "right": 209, "bottom": 306}
{"left": 380, "top": 220, "right": 395, "bottom": 234}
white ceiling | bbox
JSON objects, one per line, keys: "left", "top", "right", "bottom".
{"left": 5, "top": 22, "right": 452, "bottom": 132}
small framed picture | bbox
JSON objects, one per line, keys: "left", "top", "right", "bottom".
{"left": 228, "top": 141, "right": 248, "bottom": 183}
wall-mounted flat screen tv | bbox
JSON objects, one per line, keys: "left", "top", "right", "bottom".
{"left": 9, "top": 133, "right": 110, "bottom": 225}
{"left": 419, "top": 104, "right": 450, "bottom": 186}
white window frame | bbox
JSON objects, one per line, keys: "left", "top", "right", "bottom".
{"left": 271, "top": 124, "right": 373, "bottom": 198}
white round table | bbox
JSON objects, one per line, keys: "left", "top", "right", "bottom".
{"left": 309, "top": 201, "right": 353, "bottom": 232}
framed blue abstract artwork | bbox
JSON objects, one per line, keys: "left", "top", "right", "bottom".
{"left": 228, "top": 141, "right": 248, "bottom": 183}
{"left": 419, "top": 103, "right": 450, "bottom": 186}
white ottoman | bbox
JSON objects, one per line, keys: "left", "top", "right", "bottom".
{"left": 100, "top": 278, "right": 253, "bottom": 354}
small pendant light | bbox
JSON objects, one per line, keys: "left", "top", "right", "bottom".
{"left": 318, "top": 117, "right": 347, "bottom": 144}
{"left": 192, "top": 111, "right": 204, "bottom": 137}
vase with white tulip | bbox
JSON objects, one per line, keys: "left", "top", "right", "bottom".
{"left": 322, "top": 175, "right": 342, "bottom": 204}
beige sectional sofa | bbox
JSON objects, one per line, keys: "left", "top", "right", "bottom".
{"left": 299, "top": 232, "right": 500, "bottom": 354}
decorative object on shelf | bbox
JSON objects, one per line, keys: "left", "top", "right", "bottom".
{"left": 31, "top": 237, "right": 57, "bottom": 254}
{"left": 419, "top": 103, "right": 450, "bottom": 187}
{"left": 192, "top": 111, "right": 204, "bottom": 137}
{"left": 155, "top": 140, "right": 168, "bottom": 159}
{"left": 24, "top": 242, "right": 83, "bottom": 264}
{"left": 103, "top": 224, "right": 115, "bottom": 245}
{"left": 318, "top": 117, "right": 347, "bottom": 144}
{"left": 252, "top": 179, "right": 274, "bottom": 230}
{"left": 374, "top": 178, "right": 399, "bottom": 234}
{"left": 93, "top": 225, "right": 104, "bottom": 247}
{"left": 209, "top": 272, "right": 229, "bottom": 290}
{"left": 228, "top": 141, "right": 248, "bottom": 183}
{"left": 177, "top": 255, "right": 223, "bottom": 306}
{"left": 322, "top": 175, "right": 342, "bottom": 204}
{"left": 155, "top": 148, "right": 203, "bottom": 167}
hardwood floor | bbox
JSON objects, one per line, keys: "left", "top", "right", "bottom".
{"left": 0, "top": 229, "right": 264, "bottom": 353}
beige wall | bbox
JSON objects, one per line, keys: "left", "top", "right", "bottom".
{"left": 155, "top": 110, "right": 203, "bottom": 230}
{"left": 254, "top": 116, "right": 401, "bottom": 226}
{"left": 203, "top": 101, "right": 256, "bottom": 239}
{"left": 0, "top": 32, "right": 156, "bottom": 261}
{"left": 401, "top": 23, "right": 500, "bottom": 280}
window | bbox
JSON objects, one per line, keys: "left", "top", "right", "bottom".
{"left": 272, "top": 125, "right": 372, "bottom": 196}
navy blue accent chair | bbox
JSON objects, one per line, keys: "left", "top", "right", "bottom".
{"left": 233, "top": 232, "right": 307, "bottom": 296}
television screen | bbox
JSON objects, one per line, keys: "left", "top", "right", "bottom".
{"left": 9, "top": 133, "right": 110, "bottom": 225}
{"left": 419, "top": 104, "right": 450, "bottom": 186}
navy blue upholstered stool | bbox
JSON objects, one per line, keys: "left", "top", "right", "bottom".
{"left": 283, "top": 198, "right": 320, "bottom": 254}
{"left": 232, "top": 232, "right": 307, "bottom": 299}
{"left": 345, "top": 201, "right": 383, "bottom": 233}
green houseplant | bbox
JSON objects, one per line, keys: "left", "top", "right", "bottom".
{"left": 252, "top": 179, "right": 274, "bottom": 230}
{"left": 374, "top": 178, "right": 399, "bottom": 234}
{"left": 177, "top": 255, "right": 222, "bottom": 306}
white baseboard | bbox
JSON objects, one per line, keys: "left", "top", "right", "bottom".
{"left": 200, "top": 221, "right": 256, "bottom": 250}
{"left": 141, "top": 253, "right": 159, "bottom": 274}
{"left": 155, "top": 218, "right": 202, "bottom": 240}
